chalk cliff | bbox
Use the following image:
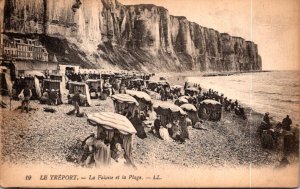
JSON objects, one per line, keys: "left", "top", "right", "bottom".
{"left": 3, "top": 0, "right": 262, "bottom": 72}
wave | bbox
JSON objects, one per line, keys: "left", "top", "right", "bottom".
{"left": 255, "top": 91, "right": 300, "bottom": 97}
{"left": 254, "top": 91, "right": 281, "bottom": 95}
{"left": 270, "top": 98, "right": 300, "bottom": 104}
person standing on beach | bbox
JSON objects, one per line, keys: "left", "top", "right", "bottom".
{"left": 67, "top": 90, "right": 82, "bottom": 116}
{"left": 263, "top": 112, "right": 271, "bottom": 126}
{"left": 263, "top": 112, "right": 271, "bottom": 129}
{"left": 197, "top": 84, "right": 202, "bottom": 94}
{"left": 160, "top": 87, "right": 166, "bottom": 101}
{"left": 20, "top": 84, "right": 32, "bottom": 113}
{"left": 153, "top": 115, "right": 162, "bottom": 138}
{"left": 234, "top": 100, "right": 239, "bottom": 108}
{"left": 184, "top": 81, "right": 188, "bottom": 90}
{"left": 282, "top": 115, "right": 292, "bottom": 131}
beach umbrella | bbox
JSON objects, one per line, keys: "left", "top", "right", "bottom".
{"left": 126, "top": 90, "right": 152, "bottom": 103}
{"left": 176, "top": 97, "right": 188, "bottom": 103}
{"left": 180, "top": 103, "right": 197, "bottom": 112}
{"left": 87, "top": 112, "right": 137, "bottom": 135}
{"left": 200, "top": 99, "right": 221, "bottom": 106}
{"left": 111, "top": 94, "right": 139, "bottom": 105}
{"left": 153, "top": 101, "right": 186, "bottom": 116}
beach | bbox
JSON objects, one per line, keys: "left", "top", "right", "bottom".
{"left": 1, "top": 72, "right": 298, "bottom": 170}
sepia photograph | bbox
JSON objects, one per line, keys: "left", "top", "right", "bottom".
{"left": 0, "top": 0, "right": 299, "bottom": 187}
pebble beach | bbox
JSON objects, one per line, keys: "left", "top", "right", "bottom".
{"left": 1, "top": 73, "right": 298, "bottom": 170}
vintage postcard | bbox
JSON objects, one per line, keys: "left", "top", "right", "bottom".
{"left": 0, "top": 0, "right": 299, "bottom": 188}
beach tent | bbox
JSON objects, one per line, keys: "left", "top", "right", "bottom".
{"left": 68, "top": 82, "right": 91, "bottom": 106}
{"left": 85, "top": 79, "right": 102, "bottom": 99}
{"left": 42, "top": 79, "right": 64, "bottom": 104}
{"left": 111, "top": 94, "right": 139, "bottom": 115}
{"left": 199, "top": 99, "right": 222, "bottom": 121}
{"left": 111, "top": 94, "right": 146, "bottom": 138}
{"left": 153, "top": 101, "right": 187, "bottom": 126}
{"left": 126, "top": 90, "right": 153, "bottom": 117}
{"left": 16, "top": 76, "right": 42, "bottom": 99}
{"left": 0, "top": 66, "right": 13, "bottom": 96}
{"left": 180, "top": 103, "right": 199, "bottom": 125}
{"left": 153, "top": 101, "right": 189, "bottom": 139}
{"left": 87, "top": 112, "right": 137, "bottom": 167}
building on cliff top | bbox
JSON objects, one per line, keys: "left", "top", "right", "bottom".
{"left": 1, "top": 35, "right": 49, "bottom": 61}
{"left": 0, "top": 34, "right": 60, "bottom": 76}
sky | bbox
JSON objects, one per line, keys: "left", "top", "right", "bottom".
{"left": 0, "top": 0, "right": 299, "bottom": 70}
{"left": 119, "top": 0, "right": 300, "bottom": 70}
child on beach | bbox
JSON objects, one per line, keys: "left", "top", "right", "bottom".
{"left": 19, "top": 84, "right": 32, "bottom": 113}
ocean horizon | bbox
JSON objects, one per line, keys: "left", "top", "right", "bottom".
{"left": 188, "top": 70, "right": 300, "bottom": 125}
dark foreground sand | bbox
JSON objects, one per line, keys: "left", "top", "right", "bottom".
{"left": 0, "top": 73, "right": 298, "bottom": 169}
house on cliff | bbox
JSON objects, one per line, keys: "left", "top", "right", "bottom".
{"left": 0, "top": 34, "right": 60, "bottom": 76}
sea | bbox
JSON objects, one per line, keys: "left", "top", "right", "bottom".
{"left": 187, "top": 71, "right": 300, "bottom": 125}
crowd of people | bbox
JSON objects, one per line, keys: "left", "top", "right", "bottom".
{"left": 259, "top": 111, "right": 296, "bottom": 156}
{"left": 65, "top": 71, "right": 101, "bottom": 82}
{"left": 8, "top": 70, "right": 298, "bottom": 168}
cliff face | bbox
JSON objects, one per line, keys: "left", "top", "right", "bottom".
{"left": 3, "top": 0, "right": 262, "bottom": 72}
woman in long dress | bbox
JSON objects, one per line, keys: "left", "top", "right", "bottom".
{"left": 94, "top": 133, "right": 111, "bottom": 168}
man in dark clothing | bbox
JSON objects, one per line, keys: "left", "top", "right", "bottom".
{"left": 67, "top": 90, "right": 82, "bottom": 116}
{"left": 263, "top": 112, "right": 271, "bottom": 126}
{"left": 234, "top": 100, "right": 238, "bottom": 108}
{"left": 282, "top": 115, "right": 292, "bottom": 131}
{"left": 198, "top": 85, "right": 202, "bottom": 94}
{"left": 21, "top": 84, "right": 32, "bottom": 113}
{"left": 184, "top": 81, "right": 188, "bottom": 90}
{"left": 153, "top": 115, "right": 162, "bottom": 138}
{"left": 219, "top": 94, "right": 224, "bottom": 104}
